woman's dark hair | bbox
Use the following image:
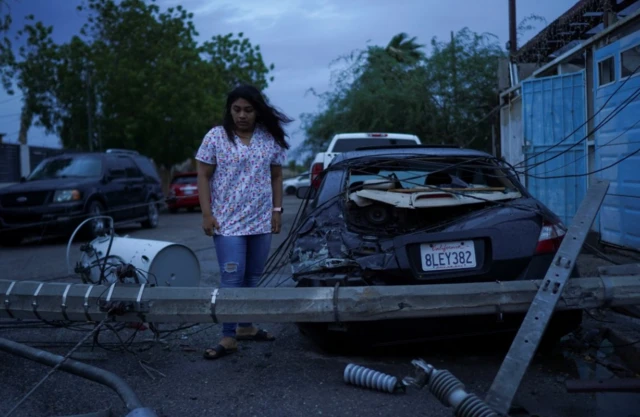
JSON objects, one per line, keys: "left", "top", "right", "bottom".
{"left": 222, "top": 84, "right": 293, "bottom": 149}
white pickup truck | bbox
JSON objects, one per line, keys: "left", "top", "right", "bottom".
{"left": 309, "top": 132, "right": 421, "bottom": 187}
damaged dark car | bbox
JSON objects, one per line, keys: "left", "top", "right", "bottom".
{"left": 289, "top": 145, "right": 582, "bottom": 351}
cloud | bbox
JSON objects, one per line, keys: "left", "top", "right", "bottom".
{"left": 161, "top": 0, "right": 353, "bottom": 30}
{"left": 0, "top": 0, "right": 580, "bottom": 157}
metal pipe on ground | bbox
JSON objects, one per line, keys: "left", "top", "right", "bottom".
{"left": 566, "top": 378, "right": 640, "bottom": 393}
{"left": 0, "top": 337, "right": 158, "bottom": 417}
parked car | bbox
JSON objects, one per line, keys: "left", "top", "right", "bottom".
{"left": 0, "top": 149, "right": 164, "bottom": 245}
{"left": 166, "top": 172, "right": 199, "bottom": 213}
{"left": 282, "top": 171, "right": 310, "bottom": 196}
{"left": 291, "top": 145, "right": 582, "bottom": 351}
{"left": 309, "top": 132, "right": 421, "bottom": 188}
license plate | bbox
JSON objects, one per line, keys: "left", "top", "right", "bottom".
{"left": 183, "top": 190, "right": 194, "bottom": 195}
{"left": 420, "top": 240, "right": 476, "bottom": 272}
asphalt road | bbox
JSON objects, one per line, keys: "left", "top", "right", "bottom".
{"left": 0, "top": 196, "right": 632, "bottom": 417}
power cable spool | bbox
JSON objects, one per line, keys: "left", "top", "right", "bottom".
{"left": 68, "top": 216, "right": 201, "bottom": 287}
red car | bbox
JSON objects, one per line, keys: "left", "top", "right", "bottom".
{"left": 166, "top": 172, "right": 200, "bottom": 213}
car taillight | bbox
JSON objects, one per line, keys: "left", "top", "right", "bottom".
{"left": 535, "top": 220, "right": 566, "bottom": 254}
{"left": 311, "top": 163, "right": 323, "bottom": 189}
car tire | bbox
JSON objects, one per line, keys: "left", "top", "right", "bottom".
{"left": 285, "top": 186, "right": 296, "bottom": 195}
{"left": 83, "top": 200, "right": 107, "bottom": 240}
{"left": 294, "top": 279, "right": 370, "bottom": 354}
{"left": 141, "top": 199, "right": 159, "bottom": 229}
{"left": 296, "top": 323, "right": 366, "bottom": 355}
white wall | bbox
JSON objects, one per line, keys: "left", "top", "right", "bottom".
{"left": 500, "top": 96, "right": 525, "bottom": 184}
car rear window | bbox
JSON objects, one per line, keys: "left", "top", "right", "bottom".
{"left": 171, "top": 175, "right": 197, "bottom": 184}
{"left": 332, "top": 139, "right": 418, "bottom": 152}
{"left": 347, "top": 158, "right": 519, "bottom": 191}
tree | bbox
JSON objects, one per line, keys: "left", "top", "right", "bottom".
{"left": 299, "top": 28, "right": 505, "bottom": 154}
{"left": 0, "top": 0, "right": 15, "bottom": 93}
{"left": 381, "top": 32, "right": 425, "bottom": 64}
{"left": 9, "top": 0, "right": 274, "bottom": 168}
{"left": 13, "top": 20, "right": 59, "bottom": 145}
{"left": 424, "top": 28, "right": 504, "bottom": 148}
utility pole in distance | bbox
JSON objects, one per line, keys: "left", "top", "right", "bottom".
{"left": 508, "top": 0, "right": 517, "bottom": 56}
{"left": 86, "top": 69, "right": 94, "bottom": 152}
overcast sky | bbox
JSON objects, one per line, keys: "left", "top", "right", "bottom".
{"left": 0, "top": 0, "right": 577, "bottom": 161}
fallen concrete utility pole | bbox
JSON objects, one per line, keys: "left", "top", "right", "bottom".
{"left": 1, "top": 275, "right": 639, "bottom": 324}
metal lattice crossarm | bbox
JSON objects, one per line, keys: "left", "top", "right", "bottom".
{"left": 1, "top": 274, "right": 639, "bottom": 324}
{"left": 485, "top": 179, "right": 611, "bottom": 415}
{"left": 513, "top": 0, "right": 637, "bottom": 64}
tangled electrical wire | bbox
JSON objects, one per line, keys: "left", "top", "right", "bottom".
{"left": 514, "top": 62, "right": 640, "bottom": 173}
{"left": 0, "top": 212, "right": 209, "bottom": 384}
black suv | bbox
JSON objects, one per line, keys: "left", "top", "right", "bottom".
{"left": 0, "top": 149, "right": 164, "bottom": 244}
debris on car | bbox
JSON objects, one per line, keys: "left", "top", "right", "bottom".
{"left": 289, "top": 149, "right": 548, "bottom": 282}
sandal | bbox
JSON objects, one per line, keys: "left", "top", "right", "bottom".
{"left": 236, "top": 329, "right": 276, "bottom": 342}
{"left": 203, "top": 344, "right": 237, "bottom": 360}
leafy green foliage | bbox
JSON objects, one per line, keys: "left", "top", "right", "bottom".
{"left": 299, "top": 28, "right": 506, "bottom": 156}
{"left": 14, "top": 20, "right": 58, "bottom": 144}
{"left": 0, "top": 0, "right": 15, "bottom": 94}
{"left": 6, "top": 0, "right": 273, "bottom": 168}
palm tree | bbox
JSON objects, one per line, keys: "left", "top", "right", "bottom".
{"left": 361, "top": 32, "right": 425, "bottom": 79}
{"left": 384, "top": 32, "right": 425, "bottom": 64}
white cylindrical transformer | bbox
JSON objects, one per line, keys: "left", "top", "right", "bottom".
{"left": 80, "top": 235, "right": 201, "bottom": 287}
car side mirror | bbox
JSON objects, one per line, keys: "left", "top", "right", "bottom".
{"left": 296, "top": 186, "right": 316, "bottom": 200}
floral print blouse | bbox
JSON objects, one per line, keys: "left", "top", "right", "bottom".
{"left": 195, "top": 124, "right": 287, "bottom": 236}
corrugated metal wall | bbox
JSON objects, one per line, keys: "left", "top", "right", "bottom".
{"left": 28, "top": 146, "right": 66, "bottom": 173}
{"left": 521, "top": 71, "right": 588, "bottom": 226}
{"left": 0, "top": 144, "right": 21, "bottom": 183}
{"left": 594, "top": 30, "right": 640, "bottom": 249}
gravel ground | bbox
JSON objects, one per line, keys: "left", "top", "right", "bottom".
{"left": 0, "top": 196, "right": 639, "bottom": 417}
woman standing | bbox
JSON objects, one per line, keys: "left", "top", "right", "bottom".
{"left": 195, "top": 84, "right": 292, "bottom": 360}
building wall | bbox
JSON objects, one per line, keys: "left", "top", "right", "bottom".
{"left": 500, "top": 12, "right": 640, "bottom": 242}
{"left": 0, "top": 143, "right": 20, "bottom": 184}
{"left": 499, "top": 97, "right": 524, "bottom": 174}
{"left": 593, "top": 29, "right": 640, "bottom": 249}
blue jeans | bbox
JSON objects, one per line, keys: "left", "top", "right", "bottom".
{"left": 213, "top": 233, "right": 272, "bottom": 338}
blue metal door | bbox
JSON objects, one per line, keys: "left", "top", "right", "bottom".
{"left": 522, "top": 71, "right": 588, "bottom": 226}
{"left": 594, "top": 31, "right": 640, "bottom": 249}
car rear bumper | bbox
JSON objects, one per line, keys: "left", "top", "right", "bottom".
{"left": 166, "top": 195, "right": 199, "bottom": 208}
